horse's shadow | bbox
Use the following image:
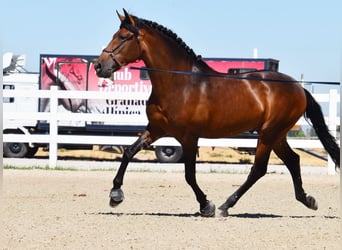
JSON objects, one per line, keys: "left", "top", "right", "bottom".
{"left": 94, "top": 211, "right": 202, "bottom": 218}
{"left": 91, "top": 211, "right": 338, "bottom": 219}
{"left": 96, "top": 211, "right": 282, "bottom": 218}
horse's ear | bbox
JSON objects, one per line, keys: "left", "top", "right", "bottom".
{"left": 116, "top": 10, "right": 125, "bottom": 22}
{"left": 123, "top": 8, "right": 135, "bottom": 25}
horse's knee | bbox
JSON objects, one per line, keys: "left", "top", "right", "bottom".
{"left": 123, "top": 134, "right": 150, "bottom": 159}
{"left": 123, "top": 147, "right": 135, "bottom": 159}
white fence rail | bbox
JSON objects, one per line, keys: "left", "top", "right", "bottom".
{"left": 3, "top": 86, "right": 340, "bottom": 174}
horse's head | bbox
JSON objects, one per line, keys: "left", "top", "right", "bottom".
{"left": 95, "top": 9, "right": 143, "bottom": 78}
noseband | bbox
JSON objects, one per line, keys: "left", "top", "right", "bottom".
{"left": 102, "top": 22, "right": 141, "bottom": 67}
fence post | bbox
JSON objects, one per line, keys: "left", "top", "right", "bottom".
{"left": 327, "top": 89, "right": 338, "bottom": 175}
{"left": 49, "top": 86, "right": 58, "bottom": 168}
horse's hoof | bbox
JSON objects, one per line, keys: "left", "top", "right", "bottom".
{"left": 306, "top": 195, "right": 318, "bottom": 210}
{"left": 109, "top": 188, "right": 124, "bottom": 207}
{"left": 218, "top": 204, "right": 229, "bottom": 217}
{"left": 200, "top": 200, "right": 216, "bottom": 217}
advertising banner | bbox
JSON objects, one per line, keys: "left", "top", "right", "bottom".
{"left": 39, "top": 55, "right": 151, "bottom": 126}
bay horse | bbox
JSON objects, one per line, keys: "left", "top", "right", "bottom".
{"left": 95, "top": 9, "right": 340, "bottom": 217}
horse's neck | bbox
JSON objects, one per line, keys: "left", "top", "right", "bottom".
{"left": 140, "top": 30, "right": 216, "bottom": 97}
{"left": 142, "top": 42, "right": 188, "bottom": 71}
{"left": 143, "top": 39, "right": 212, "bottom": 72}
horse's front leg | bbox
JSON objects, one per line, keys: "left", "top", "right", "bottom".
{"left": 109, "top": 130, "right": 153, "bottom": 207}
{"left": 182, "top": 137, "right": 216, "bottom": 217}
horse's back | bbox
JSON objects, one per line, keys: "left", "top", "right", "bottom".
{"left": 195, "top": 70, "right": 307, "bottom": 137}
{"left": 240, "top": 71, "right": 305, "bottom": 101}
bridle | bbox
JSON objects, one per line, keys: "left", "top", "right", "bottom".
{"left": 101, "top": 22, "right": 141, "bottom": 68}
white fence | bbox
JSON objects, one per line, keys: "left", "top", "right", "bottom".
{"left": 3, "top": 86, "right": 340, "bottom": 174}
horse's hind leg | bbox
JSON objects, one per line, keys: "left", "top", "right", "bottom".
{"left": 273, "top": 139, "right": 318, "bottom": 210}
{"left": 218, "top": 141, "right": 272, "bottom": 217}
{"left": 109, "top": 129, "right": 154, "bottom": 207}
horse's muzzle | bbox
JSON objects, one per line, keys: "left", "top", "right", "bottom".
{"left": 94, "top": 61, "right": 112, "bottom": 78}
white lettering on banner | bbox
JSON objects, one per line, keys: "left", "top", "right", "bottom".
{"left": 99, "top": 81, "right": 152, "bottom": 93}
{"left": 113, "top": 67, "right": 132, "bottom": 81}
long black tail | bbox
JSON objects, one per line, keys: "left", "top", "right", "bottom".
{"left": 304, "top": 89, "right": 340, "bottom": 167}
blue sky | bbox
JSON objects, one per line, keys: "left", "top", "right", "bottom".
{"left": 2, "top": 0, "right": 341, "bottom": 93}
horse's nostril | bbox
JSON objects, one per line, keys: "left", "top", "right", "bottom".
{"left": 94, "top": 62, "right": 102, "bottom": 73}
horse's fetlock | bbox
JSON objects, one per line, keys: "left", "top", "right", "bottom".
{"left": 295, "top": 192, "right": 306, "bottom": 202}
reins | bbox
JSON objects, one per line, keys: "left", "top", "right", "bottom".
{"left": 129, "top": 66, "right": 340, "bottom": 85}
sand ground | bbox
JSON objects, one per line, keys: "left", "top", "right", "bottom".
{"left": 0, "top": 169, "right": 340, "bottom": 249}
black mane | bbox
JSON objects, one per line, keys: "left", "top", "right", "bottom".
{"left": 131, "top": 16, "right": 203, "bottom": 61}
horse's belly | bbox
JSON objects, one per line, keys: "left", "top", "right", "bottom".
{"left": 200, "top": 118, "right": 261, "bottom": 138}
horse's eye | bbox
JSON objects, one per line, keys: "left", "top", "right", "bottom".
{"left": 119, "top": 34, "right": 128, "bottom": 40}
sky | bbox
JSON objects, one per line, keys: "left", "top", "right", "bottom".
{"left": 2, "top": 0, "right": 341, "bottom": 94}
